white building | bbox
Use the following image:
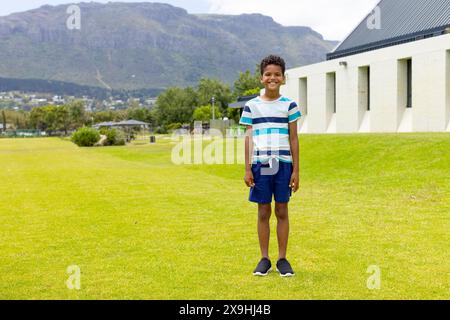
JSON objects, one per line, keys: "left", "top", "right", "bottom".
{"left": 282, "top": 0, "right": 450, "bottom": 133}
{"left": 52, "top": 95, "right": 65, "bottom": 104}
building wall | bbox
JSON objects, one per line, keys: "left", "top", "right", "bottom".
{"left": 447, "top": 50, "right": 450, "bottom": 131}
{"left": 282, "top": 34, "right": 450, "bottom": 133}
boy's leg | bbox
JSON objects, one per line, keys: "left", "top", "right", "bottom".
{"left": 274, "top": 202, "right": 289, "bottom": 260}
{"left": 257, "top": 203, "right": 272, "bottom": 259}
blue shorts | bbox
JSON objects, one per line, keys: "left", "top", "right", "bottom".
{"left": 249, "top": 159, "right": 293, "bottom": 204}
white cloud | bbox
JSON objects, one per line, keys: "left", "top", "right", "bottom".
{"left": 205, "top": 0, "right": 380, "bottom": 40}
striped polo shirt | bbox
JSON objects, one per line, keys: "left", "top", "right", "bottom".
{"left": 239, "top": 95, "right": 301, "bottom": 164}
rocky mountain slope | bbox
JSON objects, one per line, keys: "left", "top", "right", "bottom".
{"left": 0, "top": 2, "right": 337, "bottom": 90}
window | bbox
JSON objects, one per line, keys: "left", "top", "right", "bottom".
{"left": 406, "top": 59, "right": 412, "bottom": 108}
{"left": 398, "top": 58, "right": 412, "bottom": 109}
{"left": 326, "top": 72, "right": 336, "bottom": 114}
{"left": 359, "top": 66, "right": 370, "bottom": 111}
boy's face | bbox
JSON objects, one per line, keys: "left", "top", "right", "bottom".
{"left": 261, "top": 64, "right": 285, "bottom": 92}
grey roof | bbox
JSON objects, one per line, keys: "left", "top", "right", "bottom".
{"left": 229, "top": 101, "right": 247, "bottom": 109}
{"left": 228, "top": 94, "right": 258, "bottom": 109}
{"left": 93, "top": 120, "right": 149, "bottom": 128}
{"left": 93, "top": 121, "right": 116, "bottom": 127}
{"left": 116, "top": 119, "right": 149, "bottom": 126}
{"left": 329, "top": 0, "right": 450, "bottom": 59}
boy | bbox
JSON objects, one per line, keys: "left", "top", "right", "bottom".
{"left": 239, "top": 55, "right": 301, "bottom": 277}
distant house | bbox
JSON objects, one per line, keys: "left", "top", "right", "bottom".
{"left": 145, "top": 98, "right": 157, "bottom": 108}
{"left": 93, "top": 119, "right": 149, "bottom": 130}
{"left": 92, "top": 121, "right": 117, "bottom": 129}
{"left": 52, "top": 95, "right": 65, "bottom": 104}
{"left": 0, "top": 123, "right": 12, "bottom": 131}
{"left": 31, "top": 98, "right": 48, "bottom": 106}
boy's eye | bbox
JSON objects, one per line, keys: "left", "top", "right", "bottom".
{"left": 264, "top": 73, "right": 281, "bottom": 77}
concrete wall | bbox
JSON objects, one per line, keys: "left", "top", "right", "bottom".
{"left": 412, "top": 51, "right": 447, "bottom": 131}
{"left": 447, "top": 50, "right": 450, "bottom": 131}
{"left": 282, "top": 34, "right": 450, "bottom": 133}
{"left": 308, "top": 73, "right": 328, "bottom": 133}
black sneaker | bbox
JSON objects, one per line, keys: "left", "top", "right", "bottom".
{"left": 276, "top": 258, "right": 295, "bottom": 277}
{"left": 253, "top": 258, "right": 272, "bottom": 276}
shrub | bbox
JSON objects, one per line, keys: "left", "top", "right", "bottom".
{"left": 112, "top": 129, "right": 126, "bottom": 146}
{"left": 71, "top": 127, "right": 100, "bottom": 147}
{"left": 99, "top": 127, "right": 126, "bottom": 146}
{"left": 155, "top": 125, "right": 168, "bottom": 134}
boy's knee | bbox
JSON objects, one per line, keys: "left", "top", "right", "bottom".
{"left": 258, "top": 204, "right": 271, "bottom": 220}
{"left": 258, "top": 212, "right": 271, "bottom": 221}
{"left": 275, "top": 202, "right": 288, "bottom": 219}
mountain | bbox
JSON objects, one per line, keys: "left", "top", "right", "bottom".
{"left": 0, "top": 2, "right": 338, "bottom": 91}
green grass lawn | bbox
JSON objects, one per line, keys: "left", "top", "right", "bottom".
{"left": 0, "top": 133, "right": 449, "bottom": 299}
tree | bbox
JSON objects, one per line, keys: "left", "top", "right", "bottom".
{"left": 233, "top": 66, "right": 263, "bottom": 97}
{"left": 128, "top": 99, "right": 140, "bottom": 109}
{"left": 1, "top": 110, "right": 6, "bottom": 133}
{"left": 196, "top": 78, "right": 233, "bottom": 114}
{"left": 11, "top": 110, "right": 29, "bottom": 130}
{"left": 56, "top": 105, "right": 70, "bottom": 135}
{"left": 193, "top": 105, "right": 223, "bottom": 122}
{"left": 42, "top": 105, "right": 58, "bottom": 136}
{"left": 113, "top": 109, "right": 128, "bottom": 122}
{"left": 29, "top": 105, "right": 67, "bottom": 135}
{"left": 91, "top": 110, "right": 116, "bottom": 123}
{"left": 242, "top": 88, "right": 262, "bottom": 96}
{"left": 154, "top": 87, "right": 198, "bottom": 129}
{"left": 228, "top": 67, "right": 263, "bottom": 123}
{"left": 67, "top": 100, "right": 87, "bottom": 130}
{"left": 29, "top": 107, "right": 47, "bottom": 131}
{"left": 127, "top": 107, "right": 153, "bottom": 124}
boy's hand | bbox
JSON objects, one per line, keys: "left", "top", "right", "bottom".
{"left": 289, "top": 172, "right": 299, "bottom": 193}
{"left": 244, "top": 170, "right": 255, "bottom": 188}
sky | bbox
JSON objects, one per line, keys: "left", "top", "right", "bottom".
{"left": 0, "top": 0, "right": 380, "bottom": 40}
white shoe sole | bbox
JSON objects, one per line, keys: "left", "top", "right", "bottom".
{"left": 276, "top": 268, "right": 295, "bottom": 277}
{"left": 253, "top": 267, "right": 272, "bottom": 276}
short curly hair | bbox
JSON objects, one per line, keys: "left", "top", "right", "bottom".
{"left": 260, "top": 55, "right": 286, "bottom": 76}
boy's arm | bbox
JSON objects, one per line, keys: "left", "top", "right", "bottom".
{"left": 244, "top": 126, "right": 255, "bottom": 187}
{"left": 289, "top": 121, "right": 300, "bottom": 192}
